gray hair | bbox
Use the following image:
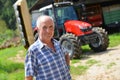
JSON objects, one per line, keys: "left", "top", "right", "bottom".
{"left": 36, "top": 15, "right": 54, "bottom": 28}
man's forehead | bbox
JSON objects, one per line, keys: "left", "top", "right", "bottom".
{"left": 40, "top": 21, "right": 54, "bottom": 27}
{"left": 39, "top": 16, "right": 53, "bottom": 22}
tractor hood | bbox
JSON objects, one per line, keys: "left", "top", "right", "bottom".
{"left": 64, "top": 20, "right": 92, "bottom": 29}
{"left": 64, "top": 20, "right": 92, "bottom": 36}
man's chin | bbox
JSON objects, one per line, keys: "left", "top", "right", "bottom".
{"left": 45, "top": 36, "right": 52, "bottom": 40}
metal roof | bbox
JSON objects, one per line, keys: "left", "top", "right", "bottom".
{"left": 29, "top": 0, "right": 119, "bottom": 12}
{"left": 29, "top": 0, "right": 54, "bottom": 13}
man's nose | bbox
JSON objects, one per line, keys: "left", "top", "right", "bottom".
{"left": 46, "top": 28, "right": 51, "bottom": 33}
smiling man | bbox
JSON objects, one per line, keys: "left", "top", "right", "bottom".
{"left": 25, "top": 15, "right": 71, "bottom": 80}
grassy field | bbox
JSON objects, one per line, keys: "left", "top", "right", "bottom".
{"left": 0, "top": 46, "right": 26, "bottom": 80}
{"left": 0, "top": 33, "right": 120, "bottom": 80}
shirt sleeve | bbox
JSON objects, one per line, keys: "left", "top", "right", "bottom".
{"left": 25, "top": 50, "right": 37, "bottom": 77}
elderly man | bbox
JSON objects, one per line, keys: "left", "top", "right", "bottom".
{"left": 25, "top": 15, "right": 71, "bottom": 80}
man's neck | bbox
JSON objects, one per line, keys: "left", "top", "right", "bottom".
{"left": 40, "top": 39, "right": 55, "bottom": 52}
{"left": 41, "top": 39, "right": 52, "bottom": 44}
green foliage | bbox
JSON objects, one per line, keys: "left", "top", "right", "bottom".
{"left": 0, "top": 20, "right": 7, "bottom": 33}
{"left": 0, "top": 0, "right": 35, "bottom": 30}
{"left": 0, "top": 19, "right": 20, "bottom": 45}
{"left": 0, "top": 29, "right": 17, "bottom": 45}
{"left": 1, "top": 0, "right": 16, "bottom": 30}
{"left": 0, "top": 1, "right": 3, "bottom": 16}
{"left": 27, "top": 0, "right": 36, "bottom": 8}
{"left": 0, "top": 0, "right": 36, "bottom": 45}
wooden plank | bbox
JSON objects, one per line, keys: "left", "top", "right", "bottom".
{"left": 14, "top": 0, "right": 34, "bottom": 49}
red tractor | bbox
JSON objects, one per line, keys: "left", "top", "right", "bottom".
{"left": 31, "top": 1, "right": 109, "bottom": 59}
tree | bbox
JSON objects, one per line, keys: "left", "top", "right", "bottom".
{"left": 0, "top": 0, "right": 36, "bottom": 30}
{"left": 0, "top": 1, "right": 3, "bottom": 17}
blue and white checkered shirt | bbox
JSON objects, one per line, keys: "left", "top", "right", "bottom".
{"left": 25, "top": 38, "right": 71, "bottom": 80}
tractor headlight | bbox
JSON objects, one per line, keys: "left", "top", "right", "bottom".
{"left": 80, "top": 26, "right": 92, "bottom": 32}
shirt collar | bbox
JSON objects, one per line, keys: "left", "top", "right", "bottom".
{"left": 37, "top": 38, "right": 56, "bottom": 49}
{"left": 37, "top": 38, "right": 45, "bottom": 49}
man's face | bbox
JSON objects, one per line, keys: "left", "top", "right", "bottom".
{"left": 38, "top": 18, "right": 54, "bottom": 41}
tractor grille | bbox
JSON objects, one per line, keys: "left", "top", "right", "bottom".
{"left": 81, "top": 27, "right": 92, "bottom": 32}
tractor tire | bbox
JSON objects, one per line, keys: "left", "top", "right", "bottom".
{"left": 89, "top": 27, "right": 109, "bottom": 52}
{"left": 60, "top": 33, "right": 82, "bottom": 59}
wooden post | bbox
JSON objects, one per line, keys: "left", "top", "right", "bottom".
{"left": 13, "top": 0, "right": 34, "bottom": 49}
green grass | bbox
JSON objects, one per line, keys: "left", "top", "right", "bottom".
{"left": 107, "top": 62, "right": 116, "bottom": 69}
{"left": 71, "top": 59, "right": 80, "bottom": 64}
{"left": 0, "top": 69, "right": 24, "bottom": 80}
{"left": 70, "top": 65, "right": 88, "bottom": 75}
{"left": 0, "top": 46, "right": 25, "bottom": 58}
{"left": 86, "top": 59, "right": 100, "bottom": 66}
{"left": 0, "top": 46, "right": 26, "bottom": 80}
{"left": 70, "top": 59, "right": 99, "bottom": 76}
{"left": 8, "top": 70, "right": 24, "bottom": 80}
{"left": 109, "top": 33, "right": 120, "bottom": 47}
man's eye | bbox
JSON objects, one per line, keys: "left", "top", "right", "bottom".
{"left": 49, "top": 26, "right": 54, "bottom": 29}
{"left": 43, "top": 26, "right": 47, "bottom": 29}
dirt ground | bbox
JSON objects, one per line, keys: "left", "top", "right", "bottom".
{"left": 73, "top": 45, "right": 120, "bottom": 80}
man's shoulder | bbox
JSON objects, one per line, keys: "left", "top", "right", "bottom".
{"left": 53, "top": 39, "right": 62, "bottom": 49}
{"left": 28, "top": 40, "right": 40, "bottom": 51}
{"left": 53, "top": 39, "right": 59, "bottom": 44}
{"left": 26, "top": 40, "right": 40, "bottom": 57}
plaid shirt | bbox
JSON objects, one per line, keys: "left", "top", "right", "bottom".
{"left": 25, "top": 39, "right": 71, "bottom": 80}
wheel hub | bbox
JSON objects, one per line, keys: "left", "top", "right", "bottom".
{"left": 61, "top": 40, "right": 73, "bottom": 56}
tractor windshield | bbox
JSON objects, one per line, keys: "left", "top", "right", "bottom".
{"left": 55, "top": 6, "right": 78, "bottom": 26}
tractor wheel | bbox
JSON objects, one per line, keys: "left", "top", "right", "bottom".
{"left": 60, "top": 33, "right": 82, "bottom": 59}
{"left": 89, "top": 27, "right": 109, "bottom": 52}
